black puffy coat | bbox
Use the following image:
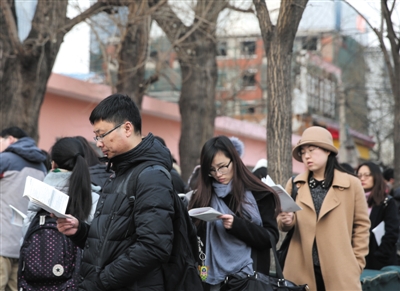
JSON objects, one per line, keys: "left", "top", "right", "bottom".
{"left": 69, "top": 134, "right": 175, "bottom": 291}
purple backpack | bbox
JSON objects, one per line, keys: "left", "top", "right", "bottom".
{"left": 18, "top": 210, "right": 82, "bottom": 291}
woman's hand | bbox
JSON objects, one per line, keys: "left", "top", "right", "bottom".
{"left": 218, "top": 214, "right": 234, "bottom": 229}
{"left": 53, "top": 214, "right": 79, "bottom": 236}
{"left": 279, "top": 212, "right": 294, "bottom": 226}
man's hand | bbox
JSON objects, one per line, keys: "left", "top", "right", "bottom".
{"left": 279, "top": 212, "right": 294, "bottom": 226}
{"left": 218, "top": 214, "right": 234, "bottom": 229}
{"left": 54, "top": 214, "right": 79, "bottom": 236}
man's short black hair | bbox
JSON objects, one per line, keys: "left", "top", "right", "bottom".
{"left": 383, "top": 168, "right": 394, "bottom": 181}
{"left": 89, "top": 94, "right": 142, "bottom": 134}
{"left": 0, "top": 126, "right": 28, "bottom": 139}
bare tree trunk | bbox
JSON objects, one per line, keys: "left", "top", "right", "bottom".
{"left": 150, "top": 0, "right": 226, "bottom": 181}
{"left": 178, "top": 38, "right": 217, "bottom": 182}
{"left": 0, "top": 0, "right": 108, "bottom": 141}
{"left": 253, "top": 0, "right": 308, "bottom": 185}
{"left": 116, "top": 1, "right": 154, "bottom": 108}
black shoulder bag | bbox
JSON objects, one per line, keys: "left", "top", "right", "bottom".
{"left": 277, "top": 176, "right": 298, "bottom": 270}
{"left": 221, "top": 232, "right": 309, "bottom": 291}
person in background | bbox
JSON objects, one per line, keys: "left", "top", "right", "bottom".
{"left": 74, "top": 136, "right": 111, "bottom": 190}
{"left": 154, "top": 135, "right": 186, "bottom": 194}
{"left": 252, "top": 158, "right": 268, "bottom": 180}
{"left": 357, "top": 162, "right": 399, "bottom": 269}
{"left": 278, "top": 126, "right": 370, "bottom": 291}
{"left": 229, "top": 136, "right": 245, "bottom": 159}
{"left": 189, "top": 135, "right": 280, "bottom": 291}
{"left": 0, "top": 126, "right": 47, "bottom": 291}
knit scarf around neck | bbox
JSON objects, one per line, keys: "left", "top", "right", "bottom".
{"left": 205, "top": 181, "right": 262, "bottom": 285}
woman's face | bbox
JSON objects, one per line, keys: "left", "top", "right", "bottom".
{"left": 300, "top": 145, "right": 330, "bottom": 174}
{"left": 209, "top": 151, "right": 233, "bottom": 185}
{"left": 357, "top": 165, "right": 374, "bottom": 190}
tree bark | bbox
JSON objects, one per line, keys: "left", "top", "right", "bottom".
{"left": 150, "top": 0, "right": 226, "bottom": 181}
{"left": 0, "top": 0, "right": 108, "bottom": 141}
{"left": 116, "top": 1, "right": 153, "bottom": 108}
{"left": 253, "top": 0, "right": 308, "bottom": 185}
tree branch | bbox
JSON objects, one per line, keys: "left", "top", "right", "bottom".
{"left": 226, "top": 4, "right": 254, "bottom": 14}
{"left": 343, "top": 0, "right": 395, "bottom": 82}
{"left": 0, "top": 1, "right": 22, "bottom": 54}
{"left": 382, "top": 0, "right": 400, "bottom": 52}
{"left": 61, "top": 2, "right": 112, "bottom": 35}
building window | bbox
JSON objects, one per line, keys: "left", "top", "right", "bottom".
{"left": 240, "top": 41, "right": 256, "bottom": 56}
{"left": 217, "top": 41, "right": 227, "bottom": 56}
{"left": 242, "top": 70, "right": 256, "bottom": 88}
{"left": 301, "top": 37, "right": 318, "bottom": 51}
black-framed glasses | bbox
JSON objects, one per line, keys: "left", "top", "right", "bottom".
{"left": 93, "top": 122, "right": 124, "bottom": 142}
{"left": 209, "top": 160, "right": 232, "bottom": 177}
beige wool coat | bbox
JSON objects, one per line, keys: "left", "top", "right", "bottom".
{"left": 278, "top": 170, "right": 370, "bottom": 291}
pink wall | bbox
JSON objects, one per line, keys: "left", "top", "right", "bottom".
{"left": 38, "top": 73, "right": 306, "bottom": 174}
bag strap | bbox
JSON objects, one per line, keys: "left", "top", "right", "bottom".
{"left": 291, "top": 175, "right": 298, "bottom": 200}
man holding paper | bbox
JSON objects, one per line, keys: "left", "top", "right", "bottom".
{"left": 0, "top": 127, "right": 47, "bottom": 291}
{"left": 56, "top": 94, "right": 176, "bottom": 291}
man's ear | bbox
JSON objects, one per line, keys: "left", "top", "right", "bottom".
{"left": 8, "top": 136, "right": 17, "bottom": 144}
{"left": 123, "top": 122, "right": 135, "bottom": 137}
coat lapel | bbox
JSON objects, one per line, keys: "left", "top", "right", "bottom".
{"left": 318, "top": 170, "right": 350, "bottom": 221}
{"left": 294, "top": 172, "right": 315, "bottom": 211}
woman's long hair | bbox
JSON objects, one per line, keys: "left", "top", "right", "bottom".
{"left": 188, "top": 136, "right": 281, "bottom": 223}
{"left": 51, "top": 137, "right": 92, "bottom": 221}
{"left": 356, "top": 162, "right": 387, "bottom": 207}
{"left": 320, "top": 153, "right": 357, "bottom": 188}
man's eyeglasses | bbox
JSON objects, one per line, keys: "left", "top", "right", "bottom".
{"left": 357, "top": 173, "right": 372, "bottom": 179}
{"left": 93, "top": 123, "right": 124, "bottom": 142}
{"left": 209, "top": 160, "right": 232, "bottom": 177}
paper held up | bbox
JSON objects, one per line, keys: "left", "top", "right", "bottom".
{"left": 372, "top": 221, "right": 385, "bottom": 246}
{"left": 23, "top": 176, "right": 70, "bottom": 218}
{"left": 188, "top": 207, "right": 223, "bottom": 222}
{"left": 9, "top": 205, "right": 27, "bottom": 227}
{"left": 262, "top": 175, "right": 302, "bottom": 212}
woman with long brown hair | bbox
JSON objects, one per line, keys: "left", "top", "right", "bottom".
{"left": 189, "top": 135, "right": 280, "bottom": 291}
{"left": 357, "top": 161, "right": 399, "bottom": 269}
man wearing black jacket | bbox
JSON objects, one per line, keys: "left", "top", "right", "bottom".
{"left": 56, "top": 94, "right": 175, "bottom": 290}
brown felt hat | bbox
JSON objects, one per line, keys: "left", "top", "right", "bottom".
{"left": 292, "top": 126, "right": 338, "bottom": 162}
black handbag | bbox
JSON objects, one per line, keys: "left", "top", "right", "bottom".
{"left": 221, "top": 233, "right": 309, "bottom": 291}
{"left": 277, "top": 176, "right": 298, "bottom": 270}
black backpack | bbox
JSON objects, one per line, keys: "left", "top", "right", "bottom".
{"left": 125, "top": 162, "right": 203, "bottom": 291}
{"left": 18, "top": 209, "right": 82, "bottom": 291}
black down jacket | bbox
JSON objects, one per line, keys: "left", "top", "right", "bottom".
{"left": 69, "top": 133, "right": 175, "bottom": 291}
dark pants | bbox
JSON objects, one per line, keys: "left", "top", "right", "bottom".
{"left": 314, "top": 264, "right": 325, "bottom": 291}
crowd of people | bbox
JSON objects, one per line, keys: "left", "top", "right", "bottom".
{"left": 1, "top": 93, "right": 399, "bottom": 291}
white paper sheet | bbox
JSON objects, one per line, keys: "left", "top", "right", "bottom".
{"left": 188, "top": 207, "right": 223, "bottom": 222}
{"left": 262, "top": 176, "right": 302, "bottom": 212}
{"left": 23, "top": 176, "right": 69, "bottom": 218}
{"left": 9, "top": 205, "right": 27, "bottom": 227}
{"left": 372, "top": 221, "right": 385, "bottom": 246}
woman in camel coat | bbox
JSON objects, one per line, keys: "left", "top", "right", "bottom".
{"left": 278, "top": 127, "right": 370, "bottom": 291}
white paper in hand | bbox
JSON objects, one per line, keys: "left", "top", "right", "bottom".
{"left": 23, "top": 176, "right": 69, "bottom": 218}
{"left": 9, "top": 205, "right": 27, "bottom": 227}
{"left": 262, "top": 175, "right": 302, "bottom": 212}
{"left": 188, "top": 207, "right": 223, "bottom": 222}
{"left": 372, "top": 221, "right": 385, "bottom": 246}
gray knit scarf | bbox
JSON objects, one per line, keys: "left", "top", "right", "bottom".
{"left": 205, "top": 181, "right": 262, "bottom": 285}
